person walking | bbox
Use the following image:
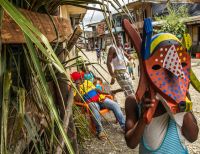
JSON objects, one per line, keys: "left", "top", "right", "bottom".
{"left": 127, "top": 58, "right": 136, "bottom": 80}
{"left": 107, "top": 34, "right": 135, "bottom": 96}
{"left": 95, "top": 44, "right": 101, "bottom": 64}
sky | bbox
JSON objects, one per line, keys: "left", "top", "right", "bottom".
{"left": 82, "top": 0, "right": 133, "bottom": 30}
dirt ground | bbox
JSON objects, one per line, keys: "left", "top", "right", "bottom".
{"left": 78, "top": 51, "right": 200, "bottom": 154}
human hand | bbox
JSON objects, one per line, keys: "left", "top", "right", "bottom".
{"left": 141, "top": 98, "right": 155, "bottom": 116}
{"left": 75, "top": 82, "right": 80, "bottom": 89}
{"left": 110, "top": 90, "right": 116, "bottom": 95}
{"left": 110, "top": 77, "right": 115, "bottom": 85}
{"left": 128, "top": 56, "right": 132, "bottom": 60}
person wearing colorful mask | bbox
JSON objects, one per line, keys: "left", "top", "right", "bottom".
{"left": 71, "top": 71, "right": 125, "bottom": 140}
{"left": 123, "top": 19, "right": 199, "bottom": 154}
{"left": 125, "top": 92, "right": 198, "bottom": 154}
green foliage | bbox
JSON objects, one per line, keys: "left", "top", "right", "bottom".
{"left": 73, "top": 105, "right": 91, "bottom": 144}
{"left": 0, "top": 0, "right": 130, "bottom": 153}
{"left": 154, "top": 4, "right": 189, "bottom": 39}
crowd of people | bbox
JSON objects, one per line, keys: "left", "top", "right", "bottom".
{"left": 71, "top": 33, "right": 199, "bottom": 153}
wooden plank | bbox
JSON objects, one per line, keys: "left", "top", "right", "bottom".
{"left": 67, "top": 25, "right": 83, "bottom": 52}
{"left": 1, "top": 9, "right": 72, "bottom": 44}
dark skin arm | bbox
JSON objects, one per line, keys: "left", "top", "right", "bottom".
{"left": 111, "top": 88, "right": 123, "bottom": 94}
{"left": 182, "top": 112, "right": 199, "bottom": 142}
{"left": 107, "top": 47, "right": 116, "bottom": 77}
{"left": 182, "top": 92, "right": 198, "bottom": 142}
{"left": 123, "top": 51, "right": 131, "bottom": 60}
{"left": 132, "top": 60, "right": 136, "bottom": 67}
{"left": 96, "top": 89, "right": 109, "bottom": 95}
{"left": 74, "top": 83, "right": 82, "bottom": 102}
{"left": 74, "top": 93, "right": 82, "bottom": 102}
{"left": 125, "top": 95, "right": 154, "bottom": 149}
{"left": 94, "top": 76, "right": 102, "bottom": 81}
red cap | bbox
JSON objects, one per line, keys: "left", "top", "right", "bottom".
{"left": 70, "top": 71, "right": 84, "bottom": 81}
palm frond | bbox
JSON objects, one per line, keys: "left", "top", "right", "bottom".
{"left": 24, "top": 34, "right": 74, "bottom": 154}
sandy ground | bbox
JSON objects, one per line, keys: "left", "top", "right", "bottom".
{"left": 78, "top": 51, "right": 200, "bottom": 154}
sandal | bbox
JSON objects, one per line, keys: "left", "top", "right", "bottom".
{"left": 98, "top": 131, "right": 107, "bottom": 140}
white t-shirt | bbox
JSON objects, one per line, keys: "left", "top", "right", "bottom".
{"left": 111, "top": 46, "right": 128, "bottom": 70}
{"left": 143, "top": 112, "right": 186, "bottom": 150}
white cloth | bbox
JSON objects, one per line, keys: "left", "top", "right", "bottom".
{"left": 111, "top": 46, "right": 128, "bottom": 70}
{"left": 143, "top": 112, "right": 186, "bottom": 150}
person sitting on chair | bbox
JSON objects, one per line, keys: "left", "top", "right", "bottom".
{"left": 71, "top": 71, "right": 125, "bottom": 140}
{"left": 79, "top": 65, "right": 101, "bottom": 83}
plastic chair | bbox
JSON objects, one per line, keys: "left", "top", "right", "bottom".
{"left": 74, "top": 80, "right": 114, "bottom": 133}
{"left": 74, "top": 101, "right": 111, "bottom": 133}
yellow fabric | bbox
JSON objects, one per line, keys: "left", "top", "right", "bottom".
{"left": 79, "top": 80, "right": 96, "bottom": 95}
{"left": 73, "top": 80, "right": 95, "bottom": 96}
{"left": 73, "top": 91, "right": 76, "bottom": 96}
{"left": 74, "top": 80, "right": 106, "bottom": 101}
{"left": 183, "top": 33, "right": 192, "bottom": 50}
{"left": 80, "top": 80, "right": 106, "bottom": 101}
{"left": 151, "top": 33, "right": 181, "bottom": 53}
{"left": 99, "top": 94, "right": 106, "bottom": 102}
{"left": 185, "top": 97, "right": 192, "bottom": 112}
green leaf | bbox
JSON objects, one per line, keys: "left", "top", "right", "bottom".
{"left": 1, "top": 71, "right": 12, "bottom": 154}
{"left": 24, "top": 34, "right": 74, "bottom": 154}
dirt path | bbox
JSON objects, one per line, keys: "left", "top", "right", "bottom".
{"left": 78, "top": 51, "right": 200, "bottom": 154}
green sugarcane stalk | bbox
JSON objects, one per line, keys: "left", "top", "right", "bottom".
{"left": 1, "top": 71, "right": 12, "bottom": 154}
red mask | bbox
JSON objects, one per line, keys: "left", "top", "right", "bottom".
{"left": 145, "top": 43, "right": 191, "bottom": 113}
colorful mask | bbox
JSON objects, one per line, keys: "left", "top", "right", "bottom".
{"left": 123, "top": 18, "right": 193, "bottom": 123}
{"left": 145, "top": 33, "right": 191, "bottom": 113}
